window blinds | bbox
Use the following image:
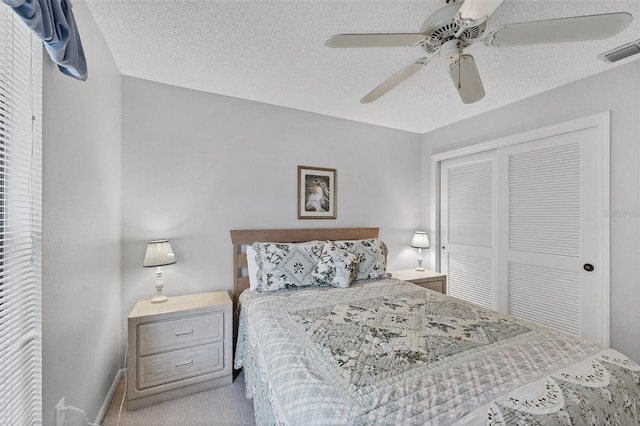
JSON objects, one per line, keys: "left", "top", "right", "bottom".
{"left": 0, "top": 5, "right": 43, "bottom": 425}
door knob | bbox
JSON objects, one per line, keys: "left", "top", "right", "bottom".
{"left": 583, "top": 264, "right": 595, "bottom": 272}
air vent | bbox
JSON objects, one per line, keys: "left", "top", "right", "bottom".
{"left": 598, "top": 39, "right": 640, "bottom": 63}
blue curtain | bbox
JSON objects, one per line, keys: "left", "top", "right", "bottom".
{"left": 2, "top": 0, "right": 87, "bottom": 80}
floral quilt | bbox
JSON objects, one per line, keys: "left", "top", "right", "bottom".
{"left": 235, "top": 278, "right": 640, "bottom": 425}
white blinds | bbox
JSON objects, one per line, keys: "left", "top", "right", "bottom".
{"left": 0, "top": 6, "right": 43, "bottom": 425}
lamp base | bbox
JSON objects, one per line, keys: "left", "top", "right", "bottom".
{"left": 151, "top": 266, "right": 169, "bottom": 303}
{"left": 415, "top": 267, "right": 426, "bottom": 271}
{"left": 150, "top": 294, "right": 168, "bottom": 304}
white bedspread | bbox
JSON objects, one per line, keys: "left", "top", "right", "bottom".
{"left": 235, "top": 278, "right": 640, "bottom": 425}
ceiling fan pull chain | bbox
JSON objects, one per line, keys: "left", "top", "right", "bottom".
{"left": 458, "top": 41, "right": 462, "bottom": 89}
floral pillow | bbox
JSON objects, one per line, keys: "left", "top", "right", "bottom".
{"left": 332, "top": 238, "right": 388, "bottom": 281}
{"left": 312, "top": 242, "right": 359, "bottom": 288}
{"left": 252, "top": 240, "right": 324, "bottom": 292}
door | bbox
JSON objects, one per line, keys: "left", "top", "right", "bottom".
{"left": 439, "top": 119, "right": 607, "bottom": 344}
{"left": 497, "top": 126, "right": 604, "bottom": 342}
{"left": 440, "top": 151, "right": 497, "bottom": 311}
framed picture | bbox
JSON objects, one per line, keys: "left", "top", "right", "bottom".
{"left": 298, "top": 166, "right": 336, "bottom": 219}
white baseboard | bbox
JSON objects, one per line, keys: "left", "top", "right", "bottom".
{"left": 95, "top": 368, "right": 126, "bottom": 424}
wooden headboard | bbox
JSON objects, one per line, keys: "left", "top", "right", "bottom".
{"left": 229, "top": 227, "right": 379, "bottom": 308}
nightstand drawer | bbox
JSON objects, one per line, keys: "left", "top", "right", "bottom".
{"left": 415, "top": 280, "right": 444, "bottom": 293}
{"left": 138, "top": 342, "right": 224, "bottom": 390}
{"left": 138, "top": 312, "right": 223, "bottom": 356}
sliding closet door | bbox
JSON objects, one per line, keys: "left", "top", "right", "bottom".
{"left": 497, "top": 126, "right": 604, "bottom": 343}
{"left": 438, "top": 116, "right": 607, "bottom": 345}
{"left": 440, "top": 151, "right": 496, "bottom": 310}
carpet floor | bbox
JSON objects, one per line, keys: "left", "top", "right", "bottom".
{"left": 101, "top": 371, "right": 256, "bottom": 426}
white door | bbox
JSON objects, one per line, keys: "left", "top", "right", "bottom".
{"left": 440, "top": 151, "right": 497, "bottom": 311}
{"left": 440, "top": 119, "right": 607, "bottom": 344}
{"left": 497, "top": 126, "right": 604, "bottom": 343}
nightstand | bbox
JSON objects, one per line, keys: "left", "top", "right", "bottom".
{"left": 390, "top": 269, "right": 447, "bottom": 294}
{"left": 126, "top": 291, "right": 232, "bottom": 410}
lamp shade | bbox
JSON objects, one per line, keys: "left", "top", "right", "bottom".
{"left": 410, "top": 232, "right": 430, "bottom": 249}
{"left": 143, "top": 240, "right": 176, "bottom": 267}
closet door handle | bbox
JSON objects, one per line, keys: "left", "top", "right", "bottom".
{"left": 583, "top": 264, "right": 594, "bottom": 272}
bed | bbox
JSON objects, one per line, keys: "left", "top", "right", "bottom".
{"left": 231, "top": 228, "right": 640, "bottom": 425}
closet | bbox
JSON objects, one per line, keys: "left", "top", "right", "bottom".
{"left": 434, "top": 113, "right": 610, "bottom": 345}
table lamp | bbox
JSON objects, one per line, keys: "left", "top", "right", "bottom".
{"left": 143, "top": 240, "right": 176, "bottom": 303}
{"left": 410, "top": 231, "right": 430, "bottom": 271}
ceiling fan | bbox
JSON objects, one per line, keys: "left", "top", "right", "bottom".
{"left": 325, "top": 0, "right": 633, "bottom": 104}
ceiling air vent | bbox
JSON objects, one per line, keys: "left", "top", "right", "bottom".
{"left": 597, "top": 39, "right": 640, "bottom": 63}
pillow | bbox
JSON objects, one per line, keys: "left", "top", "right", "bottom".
{"left": 252, "top": 240, "right": 325, "bottom": 292}
{"left": 312, "top": 242, "right": 359, "bottom": 288}
{"left": 332, "top": 238, "right": 388, "bottom": 281}
{"left": 246, "top": 245, "right": 259, "bottom": 292}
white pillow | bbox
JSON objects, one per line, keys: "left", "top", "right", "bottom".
{"left": 246, "top": 245, "right": 259, "bottom": 292}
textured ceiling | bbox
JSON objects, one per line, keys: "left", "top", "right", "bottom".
{"left": 84, "top": 0, "right": 639, "bottom": 133}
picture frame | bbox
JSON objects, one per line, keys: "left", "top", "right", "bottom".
{"left": 298, "top": 166, "right": 336, "bottom": 219}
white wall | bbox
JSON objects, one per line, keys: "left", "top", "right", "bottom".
{"left": 121, "top": 77, "right": 423, "bottom": 339}
{"left": 42, "top": 2, "right": 122, "bottom": 425}
{"left": 421, "top": 60, "right": 640, "bottom": 362}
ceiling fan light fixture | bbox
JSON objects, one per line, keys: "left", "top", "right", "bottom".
{"left": 439, "top": 39, "right": 462, "bottom": 62}
{"left": 449, "top": 55, "right": 485, "bottom": 104}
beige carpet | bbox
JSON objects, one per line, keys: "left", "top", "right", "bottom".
{"left": 101, "top": 372, "right": 256, "bottom": 426}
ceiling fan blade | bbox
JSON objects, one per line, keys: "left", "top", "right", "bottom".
{"left": 361, "top": 58, "right": 429, "bottom": 104}
{"left": 486, "top": 12, "right": 633, "bottom": 47}
{"left": 325, "top": 34, "right": 425, "bottom": 48}
{"left": 458, "top": 0, "right": 504, "bottom": 22}
{"left": 448, "top": 54, "right": 485, "bottom": 104}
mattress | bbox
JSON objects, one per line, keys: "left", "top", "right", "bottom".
{"left": 235, "top": 278, "right": 640, "bottom": 425}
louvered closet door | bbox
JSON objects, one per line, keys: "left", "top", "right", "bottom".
{"left": 497, "top": 126, "right": 603, "bottom": 344}
{"left": 440, "top": 151, "right": 496, "bottom": 310}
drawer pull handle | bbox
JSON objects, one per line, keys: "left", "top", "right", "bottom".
{"left": 175, "top": 330, "right": 194, "bottom": 337}
{"left": 175, "top": 360, "right": 193, "bottom": 368}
